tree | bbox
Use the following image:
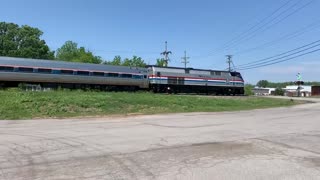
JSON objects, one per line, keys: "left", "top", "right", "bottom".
{"left": 274, "top": 87, "right": 285, "bottom": 96}
{"left": 0, "top": 22, "right": 54, "bottom": 59}
{"left": 103, "top": 56, "right": 121, "bottom": 66}
{"left": 256, "top": 80, "right": 269, "bottom": 88}
{"left": 122, "top": 58, "right": 132, "bottom": 66}
{"left": 55, "top": 41, "right": 102, "bottom": 64}
{"left": 156, "top": 58, "right": 166, "bottom": 67}
{"left": 103, "top": 55, "right": 146, "bottom": 67}
{"left": 244, "top": 84, "right": 254, "bottom": 96}
{"left": 55, "top": 41, "right": 78, "bottom": 61}
{"left": 123, "top": 56, "right": 146, "bottom": 67}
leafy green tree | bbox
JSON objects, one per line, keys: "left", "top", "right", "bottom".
{"left": 55, "top": 41, "right": 78, "bottom": 61}
{"left": 122, "top": 58, "right": 132, "bottom": 66}
{"left": 0, "top": 22, "right": 54, "bottom": 59}
{"left": 104, "top": 55, "right": 146, "bottom": 67}
{"left": 274, "top": 87, "right": 285, "bottom": 96}
{"left": 244, "top": 84, "right": 254, "bottom": 96}
{"left": 156, "top": 58, "right": 166, "bottom": 67}
{"left": 56, "top": 41, "right": 102, "bottom": 64}
{"left": 129, "top": 56, "right": 146, "bottom": 67}
{"left": 256, "top": 80, "right": 269, "bottom": 88}
{"left": 106, "top": 56, "right": 121, "bottom": 65}
{"left": 103, "top": 56, "right": 121, "bottom": 65}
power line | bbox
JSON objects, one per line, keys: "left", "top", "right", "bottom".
{"left": 233, "top": 19, "right": 320, "bottom": 55}
{"left": 193, "top": 0, "right": 297, "bottom": 58}
{"left": 237, "top": 43, "right": 320, "bottom": 69}
{"left": 193, "top": 0, "right": 314, "bottom": 60}
{"left": 224, "top": 0, "right": 315, "bottom": 52}
{"left": 235, "top": 39, "right": 320, "bottom": 68}
{"left": 238, "top": 48, "right": 320, "bottom": 70}
{"left": 218, "top": 0, "right": 300, "bottom": 53}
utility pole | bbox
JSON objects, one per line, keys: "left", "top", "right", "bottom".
{"left": 226, "top": 55, "right": 233, "bottom": 72}
{"left": 181, "top": 50, "right": 190, "bottom": 69}
{"left": 160, "top": 41, "right": 172, "bottom": 67}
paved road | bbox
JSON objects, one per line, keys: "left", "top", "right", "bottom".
{"left": 0, "top": 97, "right": 320, "bottom": 180}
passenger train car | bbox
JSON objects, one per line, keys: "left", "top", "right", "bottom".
{"left": 0, "top": 56, "right": 244, "bottom": 95}
{"left": 0, "top": 56, "right": 149, "bottom": 90}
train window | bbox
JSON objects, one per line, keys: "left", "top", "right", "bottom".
{"left": 76, "top": 71, "right": 90, "bottom": 76}
{"left": 0, "top": 66, "right": 14, "bottom": 71}
{"left": 92, "top": 72, "right": 104, "bottom": 76}
{"left": 157, "top": 72, "right": 161, "bottom": 77}
{"left": 107, "top": 73, "right": 119, "bottom": 77}
{"left": 185, "top": 69, "right": 190, "bottom": 74}
{"left": 18, "top": 67, "right": 33, "bottom": 73}
{"left": 120, "top": 74, "right": 133, "bottom": 78}
{"left": 132, "top": 75, "right": 143, "bottom": 79}
{"left": 215, "top": 72, "right": 221, "bottom": 76}
{"left": 38, "top": 68, "right": 52, "bottom": 74}
{"left": 52, "top": 70, "right": 60, "bottom": 74}
{"left": 61, "top": 70, "right": 74, "bottom": 75}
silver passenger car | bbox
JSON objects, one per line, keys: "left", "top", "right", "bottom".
{"left": 0, "top": 56, "right": 149, "bottom": 89}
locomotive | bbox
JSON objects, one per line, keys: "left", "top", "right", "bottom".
{"left": 0, "top": 56, "right": 244, "bottom": 95}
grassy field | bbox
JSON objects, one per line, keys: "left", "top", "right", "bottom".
{"left": 0, "top": 90, "right": 300, "bottom": 120}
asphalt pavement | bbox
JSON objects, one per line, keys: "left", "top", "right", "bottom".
{"left": 0, "top": 96, "right": 319, "bottom": 180}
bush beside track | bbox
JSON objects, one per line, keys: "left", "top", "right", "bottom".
{"left": 0, "top": 89, "right": 299, "bottom": 120}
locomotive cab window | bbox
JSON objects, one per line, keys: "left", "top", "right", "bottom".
{"left": 230, "top": 72, "right": 242, "bottom": 78}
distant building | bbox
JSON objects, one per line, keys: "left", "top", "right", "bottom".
{"left": 283, "top": 85, "right": 312, "bottom": 97}
{"left": 252, "top": 87, "right": 276, "bottom": 96}
{"left": 312, "top": 86, "right": 320, "bottom": 96}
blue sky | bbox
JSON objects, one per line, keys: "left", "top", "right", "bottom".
{"left": 1, "top": 0, "right": 320, "bottom": 84}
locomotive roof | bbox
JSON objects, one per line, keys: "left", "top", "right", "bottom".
{"left": 146, "top": 65, "right": 237, "bottom": 73}
{"left": 0, "top": 56, "right": 148, "bottom": 74}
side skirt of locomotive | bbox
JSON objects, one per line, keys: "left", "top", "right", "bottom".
{"left": 150, "top": 84, "right": 244, "bottom": 95}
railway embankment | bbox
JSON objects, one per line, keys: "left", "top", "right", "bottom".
{"left": 0, "top": 90, "right": 300, "bottom": 120}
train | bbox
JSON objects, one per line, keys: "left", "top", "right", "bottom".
{"left": 0, "top": 56, "right": 244, "bottom": 95}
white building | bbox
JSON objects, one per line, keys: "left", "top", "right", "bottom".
{"left": 252, "top": 87, "right": 276, "bottom": 96}
{"left": 283, "top": 85, "right": 312, "bottom": 97}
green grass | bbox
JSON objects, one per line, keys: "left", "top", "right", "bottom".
{"left": 0, "top": 89, "right": 300, "bottom": 120}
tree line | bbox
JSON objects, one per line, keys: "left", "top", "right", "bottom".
{"left": 0, "top": 22, "right": 166, "bottom": 67}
